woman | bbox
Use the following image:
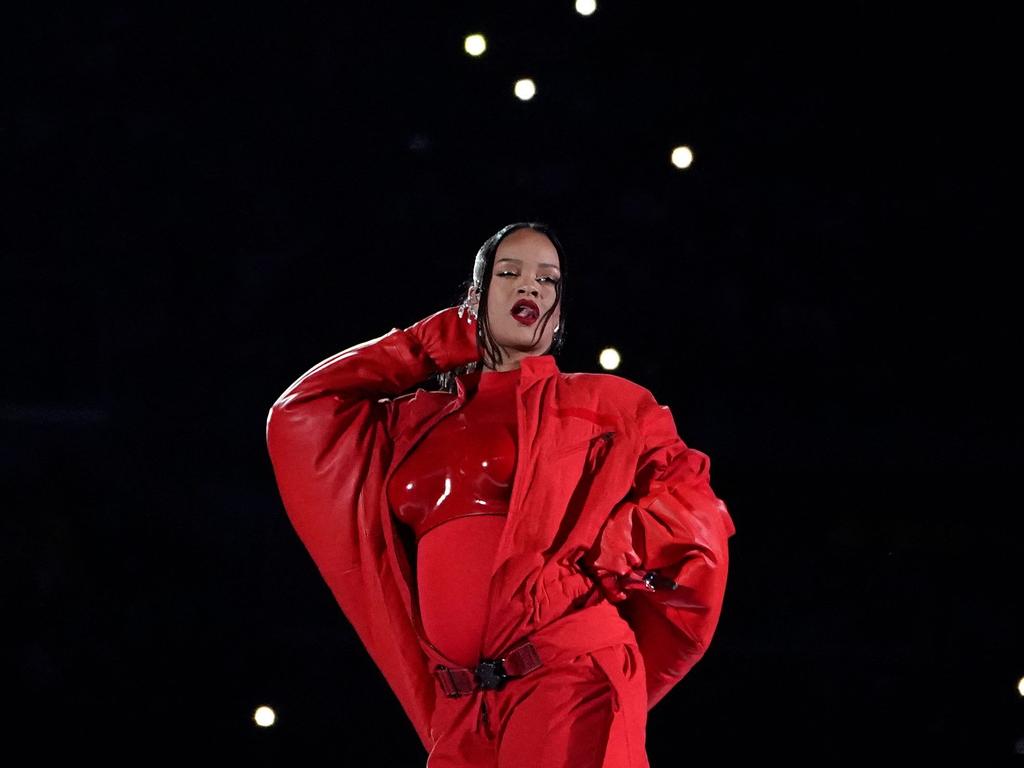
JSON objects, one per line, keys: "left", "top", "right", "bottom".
{"left": 266, "top": 222, "right": 735, "bottom": 767}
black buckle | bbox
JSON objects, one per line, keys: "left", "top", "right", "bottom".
{"left": 474, "top": 658, "right": 508, "bottom": 690}
{"left": 642, "top": 570, "right": 678, "bottom": 592}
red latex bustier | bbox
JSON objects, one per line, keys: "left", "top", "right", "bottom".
{"left": 387, "top": 366, "right": 521, "bottom": 666}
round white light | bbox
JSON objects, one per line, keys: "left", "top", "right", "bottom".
{"left": 464, "top": 34, "right": 487, "bottom": 57}
{"left": 254, "top": 705, "right": 276, "bottom": 727}
{"left": 514, "top": 79, "right": 537, "bottom": 101}
{"left": 575, "top": 0, "right": 597, "bottom": 16}
{"left": 599, "top": 348, "right": 621, "bottom": 371}
{"left": 671, "top": 146, "right": 694, "bottom": 169}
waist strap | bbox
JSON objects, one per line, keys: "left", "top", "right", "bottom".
{"left": 434, "top": 638, "right": 542, "bottom": 697}
{"left": 431, "top": 599, "right": 635, "bottom": 698}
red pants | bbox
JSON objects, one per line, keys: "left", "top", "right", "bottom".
{"left": 423, "top": 602, "right": 650, "bottom": 768}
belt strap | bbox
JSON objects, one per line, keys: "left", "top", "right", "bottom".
{"left": 434, "top": 639, "right": 543, "bottom": 698}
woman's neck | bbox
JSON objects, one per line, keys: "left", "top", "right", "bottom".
{"left": 483, "top": 348, "right": 541, "bottom": 373}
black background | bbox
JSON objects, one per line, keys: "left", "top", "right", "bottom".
{"left": 6, "top": 3, "right": 1021, "bottom": 762}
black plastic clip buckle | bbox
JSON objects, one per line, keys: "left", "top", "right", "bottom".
{"left": 475, "top": 658, "right": 508, "bottom": 690}
{"left": 642, "top": 570, "right": 679, "bottom": 592}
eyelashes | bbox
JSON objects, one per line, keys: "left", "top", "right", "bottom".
{"left": 497, "top": 271, "right": 560, "bottom": 284}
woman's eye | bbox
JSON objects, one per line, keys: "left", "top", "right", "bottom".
{"left": 497, "top": 271, "right": 558, "bottom": 285}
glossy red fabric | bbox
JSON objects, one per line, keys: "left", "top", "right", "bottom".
{"left": 388, "top": 366, "right": 520, "bottom": 666}
{"left": 266, "top": 305, "right": 736, "bottom": 764}
{"left": 388, "top": 365, "right": 520, "bottom": 539}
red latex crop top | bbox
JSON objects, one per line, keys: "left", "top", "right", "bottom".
{"left": 386, "top": 365, "right": 521, "bottom": 665}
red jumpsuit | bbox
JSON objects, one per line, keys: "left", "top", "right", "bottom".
{"left": 266, "top": 306, "right": 735, "bottom": 767}
{"left": 387, "top": 365, "right": 644, "bottom": 765}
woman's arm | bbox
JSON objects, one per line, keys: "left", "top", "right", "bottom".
{"left": 581, "top": 390, "right": 736, "bottom": 708}
{"left": 264, "top": 305, "right": 479, "bottom": 751}
{"left": 266, "top": 305, "right": 480, "bottom": 581}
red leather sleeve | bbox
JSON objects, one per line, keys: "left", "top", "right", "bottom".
{"left": 265, "top": 305, "right": 479, "bottom": 587}
{"left": 582, "top": 390, "right": 736, "bottom": 709}
{"left": 264, "top": 305, "right": 480, "bottom": 749}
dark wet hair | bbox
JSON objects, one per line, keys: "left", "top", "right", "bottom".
{"left": 436, "top": 222, "right": 568, "bottom": 394}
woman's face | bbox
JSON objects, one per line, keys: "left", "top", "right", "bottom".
{"left": 478, "top": 228, "right": 562, "bottom": 368}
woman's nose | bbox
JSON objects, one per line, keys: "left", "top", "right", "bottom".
{"left": 517, "top": 285, "right": 539, "bottom": 297}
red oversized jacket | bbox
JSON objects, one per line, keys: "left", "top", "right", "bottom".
{"left": 266, "top": 305, "right": 735, "bottom": 752}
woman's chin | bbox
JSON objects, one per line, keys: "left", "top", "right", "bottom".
{"left": 505, "top": 340, "right": 547, "bottom": 355}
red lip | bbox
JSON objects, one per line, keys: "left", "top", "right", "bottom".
{"left": 511, "top": 299, "right": 540, "bottom": 326}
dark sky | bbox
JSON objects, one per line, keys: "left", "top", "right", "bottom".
{"left": 6, "top": 3, "right": 1020, "bottom": 762}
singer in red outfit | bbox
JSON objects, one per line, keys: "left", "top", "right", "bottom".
{"left": 266, "top": 222, "right": 736, "bottom": 767}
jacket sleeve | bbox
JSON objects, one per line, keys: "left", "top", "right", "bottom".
{"left": 265, "top": 305, "right": 480, "bottom": 750}
{"left": 581, "top": 389, "right": 736, "bottom": 709}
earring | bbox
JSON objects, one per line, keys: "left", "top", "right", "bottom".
{"left": 457, "top": 288, "right": 479, "bottom": 323}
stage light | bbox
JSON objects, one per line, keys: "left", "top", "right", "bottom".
{"left": 599, "top": 347, "right": 621, "bottom": 371}
{"left": 1018, "top": 676, "right": 1024, "bottom": 696}
{"left": 671, "top": 146, "right": 694, "bottom": 169}
{"left": 514, "top": 79, "right": 536, "bottom": 101}
{"left": 464, "top": 34, "right": 487, "bottom": 57}
{"left": 254, "top": 705, "right": 276, "bottom": 727}
{"left": 575, "top": 0, "right": 597, "bottom": 16}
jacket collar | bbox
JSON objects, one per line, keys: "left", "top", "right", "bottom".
{"left": 519, "top": 354, "right": 560, "bottom": 381}
{"left": 454, "top": 354, "right": 560, "bottom": 400}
